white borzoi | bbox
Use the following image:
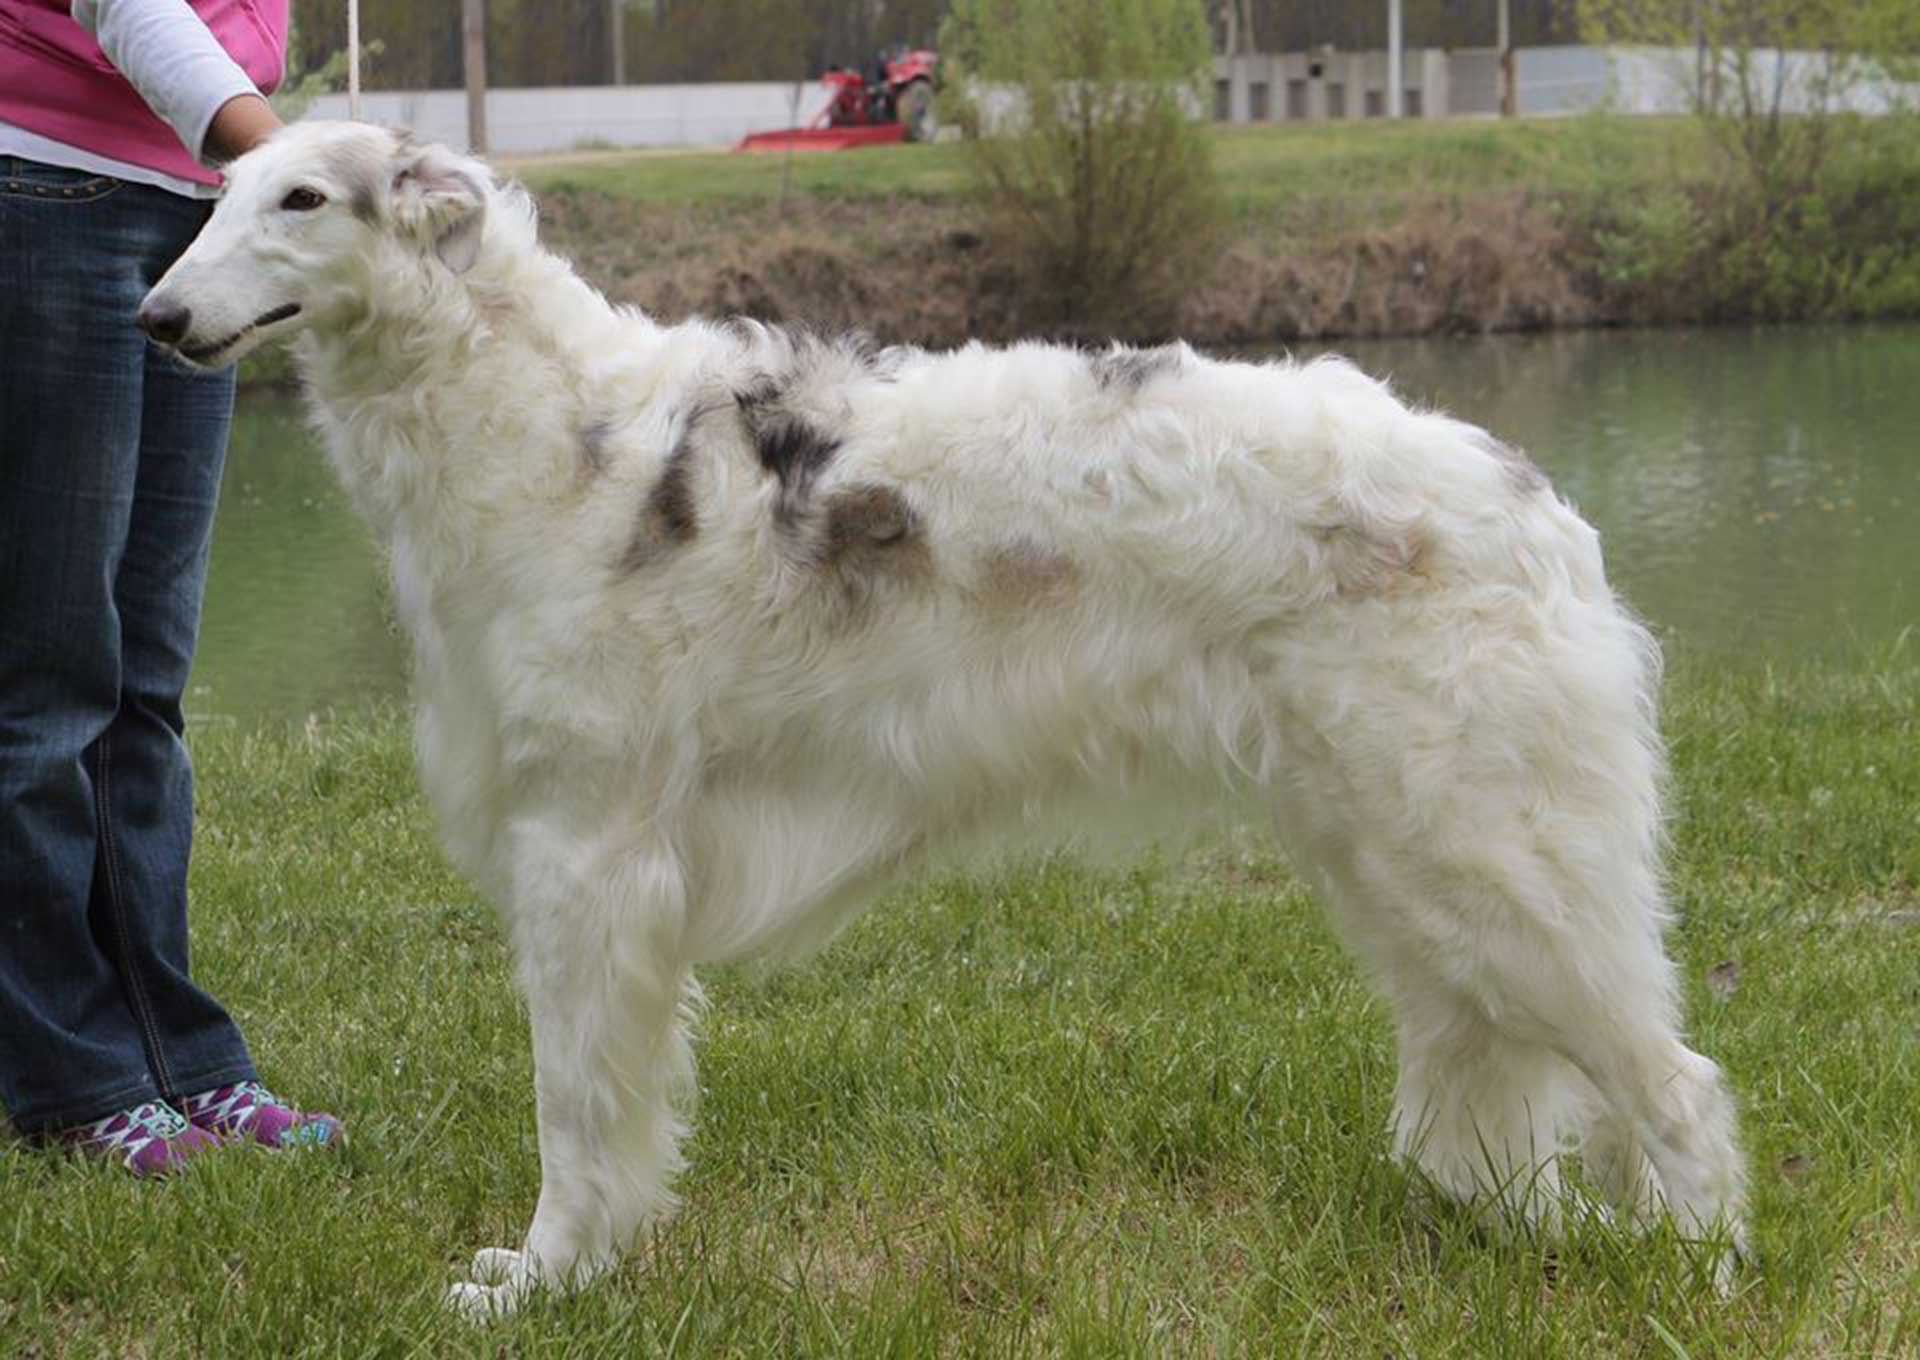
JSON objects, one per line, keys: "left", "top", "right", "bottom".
{"left": 142, "top": 122, "right": 1746, "bottom": 1317}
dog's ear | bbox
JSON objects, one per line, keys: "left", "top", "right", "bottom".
{"left": 390, "top": 142, "right": 488, "bottom": 274}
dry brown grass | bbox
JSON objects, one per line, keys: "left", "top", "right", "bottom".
{"left": 534, "top": 186, "right": 1614, "bottom": 349}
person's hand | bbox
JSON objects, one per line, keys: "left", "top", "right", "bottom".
{"left": 205, "top": 93, "right": 281, "bottom": 163}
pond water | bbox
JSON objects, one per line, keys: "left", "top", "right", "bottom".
{"left": 190, "top": 323, "right": 1919, "bottom": 726}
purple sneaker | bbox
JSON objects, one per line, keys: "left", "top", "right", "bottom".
{"left": 183, "top": 1081, "right": 345, "bottom": 1151}
{"left": 58, "top": 1100, "right": 218, "bottom": 1177}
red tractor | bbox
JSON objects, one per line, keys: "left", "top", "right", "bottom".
{"left": 738, "top": 47, "right": 939, "bottom": 153}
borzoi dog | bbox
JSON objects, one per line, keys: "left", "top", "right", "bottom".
{"left": 141, "top": 121, "right": 1745, "bottom": 1317}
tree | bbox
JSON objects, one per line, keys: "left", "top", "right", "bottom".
{"left": 1577, "top": 0, "right": 1920, "bottom": 319}
{"left": 941, "top": 0, "right": 1225, "bottom": 336}
{"left": 1579, "top": 0, "right": 1910, "bottom": 212}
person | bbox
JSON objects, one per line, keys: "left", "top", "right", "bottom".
{"left": 0, "top": 0, "right": 341, "bottom": 1175}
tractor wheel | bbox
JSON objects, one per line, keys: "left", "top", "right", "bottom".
{"left": 897, "top": 78, "right": 937, "bottom": 143}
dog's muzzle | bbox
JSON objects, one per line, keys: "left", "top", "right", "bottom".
{"left": 138, "top": 299, "right": 302, "bottom": 362}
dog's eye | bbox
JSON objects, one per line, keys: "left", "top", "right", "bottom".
{"left": 280, "top": 186, "right": 326, "bottom": 212}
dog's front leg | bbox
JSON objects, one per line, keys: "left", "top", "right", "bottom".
{"left": 447, "top": 837, "right": 697, "bottom": 1321}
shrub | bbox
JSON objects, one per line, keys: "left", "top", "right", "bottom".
{"left": 1576, "top": 0, "right": 1920, "bottom": 321}
{"left": 939, "top": 0, "right": 1225, "bottom": 337}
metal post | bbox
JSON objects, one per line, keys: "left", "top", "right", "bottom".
{"left": 609, "top": 0, "right": 625, "bottom": 86}
{"left": 1498, "top": 0, "right": 1514, "bottom": 116}
{"left": 1387, "top": 0, "right": 1403, "bottom": 118}
{"left": 347, "top": 0, "right": 360, "bottom": 119}
{"left": 462, "top": 0, "right": 487, "bottom": 153}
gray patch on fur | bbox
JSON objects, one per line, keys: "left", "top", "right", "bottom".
{"left": 1315, "top": 523, "right": 1434, "bottom": 600}
{"left": 732, "top": 332, "right": 862, "bottom": 512}
{"left": 616, "top": 412, "right": 704, "bottom": 575}
{"left": 320, "top": 142, "right": 383, "bottom": 223}
{"left": 1090, "top": 344, "right": 1187, "bottom": 392}
{"left": 978, "top": 539, "right": 1079, "bottom": 610}
{"left": 1470, "top": 429, "right": 1549, "bottom": 496}
{"left": 579, "top": 418, "right": 614, "bottom": 476}
{"left": 725, "top": 326, "right": 922, "bottom": 539}
{"left": 824, "top": 483, "right": 915, "bottom": 556}
{"left": 814, "top": 484, "right": 931, "bottom": 615}
{"left": 866, "top": 342, "right": 911, "bottom": 383}
{"left": 647, "top": 431, "right": 700, "bottom": 544}
{"left": 836, "top": 329, "right": 910, "bottom": 383}
{"left": 734, "top": 381, "right": 840, "bottom": 516}
{"left": 720, "top": 315, "right": 765, "bottom": 347}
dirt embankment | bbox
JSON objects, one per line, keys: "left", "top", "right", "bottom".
{"left": 536, "top": 188, "right": 1609, "bottom": 348}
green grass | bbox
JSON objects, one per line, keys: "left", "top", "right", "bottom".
{"left": 3, "top": 650, "right": 1916, "bottom": 1356}
{"left": 515, "top": 140, "right": 974, "bottom": 206}
{"left": 511, "top": 115, "right": 1713, "bottom": 217}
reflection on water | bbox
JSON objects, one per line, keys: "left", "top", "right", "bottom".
{"left": 189, "top": 397, "right": 406, "bottom": 726}
{"left": 1314, "top": 324, "right": 1918, "bottom": 664}
{"left": 191, "top": 325, "right": 1920, "bottom": 725}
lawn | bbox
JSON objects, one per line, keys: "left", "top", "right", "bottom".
{"left": 2, "top": 648, "right": 1915, "bottom": 1356}
{"left": 510, "top": 114, "right": 1712, "bottom": 219}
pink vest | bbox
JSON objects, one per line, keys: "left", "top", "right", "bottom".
{"left": 0, "top": 0, "right": 287, "bottom": 187}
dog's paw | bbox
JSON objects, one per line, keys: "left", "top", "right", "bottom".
{"left": 445, "top": 1279, "right": 525, "bottom": 1322}
{"left": 444, "top": 1247, "right": 539, "bottom": 1322}
{"left": 1710, "top": 1226, "right": 1753, "bottom": 1297}
{"left": 469, "top": 1246, "right": 528, "bottom": 1285}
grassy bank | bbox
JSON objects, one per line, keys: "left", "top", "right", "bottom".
{"left": 513, "top": 116, "right": 1715, "bottom": 348}
{"left": 2, "top": 651, "right": 1915, "bottom": 1356}
{"left": 511, "top": 114, "right": 1702, "bottom": 214}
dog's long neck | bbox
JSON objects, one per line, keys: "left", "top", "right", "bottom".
{"left": 298, "top": 223, "right": 652, "bottom": 553}
{"left": 295, "top": 213, "right": 671, "bottom": 683}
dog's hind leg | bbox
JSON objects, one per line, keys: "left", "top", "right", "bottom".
{"left": 1327, "top": 839, "right": 1744, "bottom": 1264}
{"left": 1380, "top": 843, "right": 1743, "bottom": 1263}
{"left": 1554, "top": 998, "right": 1746, "bottom": 1256}
{"left": 1299, "top": 840, "right": 1582, "bottom": 1233}
{"left": 1382, "top": 977, "right": 1583, "bottom": 1233}
{"left": 1475, "top": 924, "right": 1746, "bottom": 1280}
{"left": 447, "top": 827, "right": 698, "bottom": 1321}
{"left": 1285, "top": 749, "right": 1743, "bottom": 1261}
{"left": 1578, "top": 1096, "right": 1663, "bottom": 1226}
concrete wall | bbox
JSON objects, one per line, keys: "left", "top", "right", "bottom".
{"left": 1583, "top": 45, "right": 1920, "bottom": 117}
{"left": 1448, "top": 49, "right": 1503, "bottom": 116}
{"left": 1512, "top": 45, "right": 1615, "bottom": 115}
{"left": 306, "top": 81, "right": 834, "bottom": 154}
{"left": 1212, "top": 43, "right": 1919, "bottom": 123}
{"left": 1214, "top": 48, "right": 1456, "bottom": 124}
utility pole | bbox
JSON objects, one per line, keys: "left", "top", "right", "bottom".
{"left": 1387, "top": 0, "right": 1403, "bottom": 118}
{"left": 609, "top": 0, "right": 625, "bottom": 85}
{"left": 462, "top": 0, "right": 487, "bottom": 153}
{"left": 347, "top": 0, "right": 360, "bottom": 119}
{"left": 1498, "top": 0, "right": 1514, "bottom": 116}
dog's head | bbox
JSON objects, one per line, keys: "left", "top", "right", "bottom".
{"left": 140, "top": 121, "right": 492, "bottom": 369}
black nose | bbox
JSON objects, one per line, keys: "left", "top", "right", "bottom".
{"left": 138, "top": 297, "right": 191, "bottom": 346}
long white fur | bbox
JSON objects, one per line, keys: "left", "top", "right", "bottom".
{"left": 145, "top": 122, "right": 1746, "bottom": 1318}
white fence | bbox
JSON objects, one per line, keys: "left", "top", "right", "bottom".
{"left": 1213, "top": 44, "right": 1920, "bottom": 125}
{"left": 307, "top": 81, "right": 833, "bottom": 154}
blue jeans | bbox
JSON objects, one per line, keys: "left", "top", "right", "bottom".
{"left": 0, "top": 157, "right": 256, "bottom": 1134}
